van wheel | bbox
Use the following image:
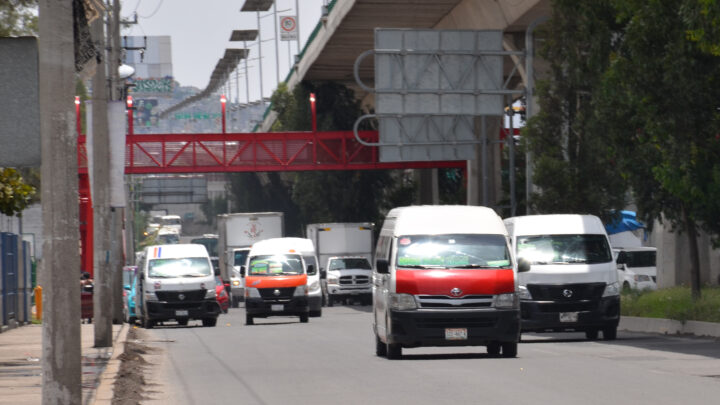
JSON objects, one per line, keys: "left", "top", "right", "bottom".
{"left": 603, "top": 327, "right": 617, "bottom": 340}
{"left": 375, "top": 335, "right": 387, "bottom": 357}
{"left": 585, "top": 329, "right": 599, "bottom": 340}
{"left": 142, "top": 317, "right": 154, "bottom": 329}
{"left": 386, "top": 343, "right": 402, "bottom": 360}
{"left": 177, "top": 318, "right": 188, "bottom": 326}
{"left": 327, "top": 296, "right": 334, "bottom": 307}
{"left": 202, "top": 317, "right": 217, "bottom": 327}
{"left": 231, "top": 297, "right": 239, "bottom": 308}
{"left": 623, "top": 282, "right": 631, "bottom": 292}
{"left": 487, "top": 342, "right": 501, "bottom": 356}
{"left": 300, "top": 313, "right": 309, "bottom": 323}
{"left": 246, "top": 314, "right": 254, "bottom": 325}
{"left": 128, "top": 316, "right": 136, "bottom": 325}
{"left": 501, "top": 342, "right": 518, "bottom": 358}
{"left": 310, "top": 309, "right": 321, "bottom": 317}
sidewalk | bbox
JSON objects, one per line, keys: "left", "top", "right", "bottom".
{"left": 0, "top": 322, "right": 127, "bottom": 405}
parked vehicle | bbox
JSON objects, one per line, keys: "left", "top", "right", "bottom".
{"left": 282, "top": 238, "right": 322, "bottom": 317}
{"left": 244, "top": 238, "right": 312, "bottom": 325}
{"left": 504, "top": 214, "right": 620, "bottom": 340}
{"left": 135, "top": 243, "right": 220, "bottom": 328}
{"left": 160, "top": 215, "right": 183, "bottom": 235}
{"left": 373, "top": 205, "right": 528, "bottom": 359}
{"left": 306, "top": 222, "right": 373, "bottom": 306}
{"left": 614, "top": 247, "right": 657, "bottom": 291}
{"left": 122, "top": 265, "right": 138, "bottom": 324}
{"left": 215, "top": 275, "right": 230, "bottom": 313}
{"left": 217, "top": 212, "right": 284, "bottom": 307}
{"left": 157, "top": 227, "right": 180, "bottom": 244}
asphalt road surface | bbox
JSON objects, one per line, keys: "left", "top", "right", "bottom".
{"left": 137, "top": 304, "right": 720, "bottom": 405}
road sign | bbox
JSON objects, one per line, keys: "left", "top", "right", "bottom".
{"left": 280, "top": 16, "right": 297, "bottom": 41}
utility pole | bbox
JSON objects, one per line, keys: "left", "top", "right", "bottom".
{"left": 38, "top": 0, "right": 82, "bottom": 403}
{"left": 92, "top": 4, "right": 113, "bottom": 347}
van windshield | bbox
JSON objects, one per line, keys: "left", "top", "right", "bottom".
{"left": 396, "top": 234, "right": 511, "bottom": 269}
{"left": 517, "top": 234, "right": 612, "bottom": 264}
{"left": 248, "top": 254, "right": 304, "bottom": 276}
{"left": 148, "top": 257, "right": 212, "bottom": 278}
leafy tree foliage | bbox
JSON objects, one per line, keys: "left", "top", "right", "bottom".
{"left": 598, "top": 0, "right": 720, "bottom": 299}
{"left": 0, "top": 0, "right": 37, "bottom": 37}
{"left": 523, "top": 0, "right": 627, "bottom": 221}
{"left": 0, "top": 168, "right": 36, "bottom": 216}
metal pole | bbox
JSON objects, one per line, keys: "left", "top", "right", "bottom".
{"left": 274, "top": 1, "right": 280, "bottom": 85}
{"left": 257, "top": 11, "right": 265, "bottom": 105}
{"left": 38, "top": 0, "right": 82, "bottom": 402}
{"left": 508, "top": 100, "right": 516, "bottom": 216}
{"left": 244, "top": 40, "right": 250, "bottom": 105}
{"left": 296, "top": 0, "right": 300, "bottom": 52}
{"left": 525, "top": 16, "right": 548, "bottom": 214}
{"left": 481, "top": 115, "right": 488, "bottom": 206}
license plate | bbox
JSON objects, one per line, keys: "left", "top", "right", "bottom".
{"left": 175, "top": 310, "right": 188, "bottom": 317}
{"left": 271, "top": 304, "right": 284, "bottom": 312}
{"left": 445, "top": 328, "right": 468, "bottom": 340}
{"left": 559, "top": 312, "right": 578, "bottom": 322}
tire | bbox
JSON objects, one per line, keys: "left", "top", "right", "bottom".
{"left": 142, "top": 317, "right": 154, "bottom": 329}
{"left": 375, "top": 334, "right": 387, "bottom": 357}
{"left": 585, "top": 329, "right": 599, "bottom": 340}
{"left": 177, "top": 318, "right": 188, "bottom": 326}
{"left": 603, "top": 326, "right": 617, "bottom": 340}
{"left": 231, "top": 296, "right": 239, "bottom": 308}
{"left": 300, "top": 313, "right": 309, "bottom": 323}
{"left": 327, "top": 295, "right": 334, "bottom": 307}
{"left": 623, "top": 282, "right": 631, "bottom": 292}
{"left": 128, "top": 316, "right": 136, "bottom": 325}
{"left": 386, "top": 343, "right": 402, "bottom": 360}
{"left": 501, "top": 342, "right": 518, "bottom": 358}
{"left": 202, "top": 317, "right": 217, "bottom": 327}
{"left": 487, "top": 342, "right": 501, "bottom": 356}
{"left": 310, "top": 309, "right": 322, "bottom": 317}
{"left": 246, "top": 314, "right": 254, "bottom": 325}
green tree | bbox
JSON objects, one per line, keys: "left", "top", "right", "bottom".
{"left": 0, "top": 0, "right": 37, "bottom": 37}
{"left": 523, "top": 0, "right": 628, "bottom": 220}
{"left": 598, "top": 0, "right": 720, "bottom": 299}
{"left": 0, "top": 168, "right": 35, "bottom": 216}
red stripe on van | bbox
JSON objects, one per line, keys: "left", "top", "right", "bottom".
{"left": 396, "top": 268, "right": 515, "bottom": 296}
{"left": 245, "top": 274, "right": 307, "bottom": 289}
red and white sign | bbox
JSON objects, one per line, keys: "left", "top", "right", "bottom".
{"left": 280, "top": 16, "right": 297, "bottom": 41}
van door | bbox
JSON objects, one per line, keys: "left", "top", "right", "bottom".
{"left": 373, "top": 233, "right": 393, "bottom": 339}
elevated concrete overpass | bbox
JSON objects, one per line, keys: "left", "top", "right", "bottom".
{"left": 261, "top": 0, "right": 550, "bottom": 132}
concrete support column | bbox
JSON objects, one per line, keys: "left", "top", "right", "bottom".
{"left": 467, "top": 116, "right": 502, "bottom": 208}
{"left": 415, "top": 169, "right": 439, "bottom": 205}
{"left": 38, "top": 0, "right": 82, "bottom": 403}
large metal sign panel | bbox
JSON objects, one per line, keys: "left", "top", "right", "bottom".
{"left": 140, "top": 176, "right": 208, "bottom": 204}
{"left": 0, "top": 38, "right": 40, "bottom": 166}
{"left": 374, "top": 29, "right": 504, "bottom": 162}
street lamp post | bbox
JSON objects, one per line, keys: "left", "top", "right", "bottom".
{"left": 126, "top": 96, "right": 134, "bottom": 136}
{"left": 221, "top": 94, "right": 227, "bottom": 134}
{"left": 75, "top": 96, "right": 81, "bottom": 136}
{"left": 310, "top": 92, "right": 317, "bottom": 163}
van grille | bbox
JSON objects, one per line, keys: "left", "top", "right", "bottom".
{"left": 258, "top": 287, "right": 295, "bottom": 300}
{"left": 417, "top": 295, "right": 493, "bottom": 309}
{"left": 155, "top": 289, "right": 206, "bottom": 302}
{"left": 527, "top": 283, "right": 605, "bottom": 301}
{"left": 414, "top": 317, "right": 496, "bottom": 329}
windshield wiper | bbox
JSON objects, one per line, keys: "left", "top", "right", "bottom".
{"left": 453, "top": 264, "right": 497, "bottom": 269}
{"left": 181, "top": 273, "right": 208, "bottom": 278}
{"left": 398, "top": 264, "right": 445, "bottom": 269}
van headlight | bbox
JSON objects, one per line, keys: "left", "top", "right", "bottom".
{"left": 517, "top": 285, "right": 532, "bottom": 300}
{"left": 602, "top": 282, "right": 620, "bottom": 297}
{"left": 389, "top": 293, "right": 417, "bottom": 310}
{"left": 294, "top": 285, "right": 308, "bottom": 296}
{"left": 144, "top": 292, "right": 158, "bottom": 301}
{"left": 204, "top": 289, "right": 217, "bottom": 299}
{"left": 493, "top": 293, "right": 518, "bottom": 308}
{"left": 232, "top": 279, "right": 241, "bottom": 287}
{"left": 245, "top": 287, "right": 261, "bottom": 298}
{"left": 309, "top": 280, "right": 319, "bottom": 292}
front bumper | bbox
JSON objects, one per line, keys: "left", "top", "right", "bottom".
{"left": 520, "top": 295, "right": 620, "bottom": 332}
{"left": 327, "top": 284, "right": 371, "bottom": 296}
{"left": 387, "top": 308, "right": 520, "bottom": 348}
{"left": 146, "top": 299, "right": 220, "bottom": 321}
{"left": 245, "top": 296, "right": 309, "bottom": 317}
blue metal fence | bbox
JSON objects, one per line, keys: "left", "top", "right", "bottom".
{"left": 1, "top": 232, "right": 18, "bottom": 325}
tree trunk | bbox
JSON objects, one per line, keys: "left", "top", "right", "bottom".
{"left": 683, "top": 206, "right": 702, "bottom": 300}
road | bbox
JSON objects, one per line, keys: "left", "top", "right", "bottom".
{"left": 135, "top": 304, "right": 720, "bottom": 405}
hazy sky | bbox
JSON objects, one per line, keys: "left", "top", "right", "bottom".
{"left": 121, "top": 0, "right": 326, "bottom": 102}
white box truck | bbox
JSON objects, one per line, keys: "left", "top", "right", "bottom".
{"left": 217, "top": 212, "right": 284, "bottom": 307}
{"left": 306, "top": 222, "right": 374, "bottom": 306}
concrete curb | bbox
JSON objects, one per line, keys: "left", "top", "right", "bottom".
{"left": 92, "top": 323, "right": 130, "bottom": 405}
{"left": 619, "top": 316, "right": 720, "bottom": 338}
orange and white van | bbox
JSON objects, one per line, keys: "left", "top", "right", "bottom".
{"left": 373, "top": 205, "right": 528, "bottom": 359}
{"left": 243, "top": 238, "right": 312, "bottom": 325}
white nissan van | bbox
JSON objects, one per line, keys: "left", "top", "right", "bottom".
{"left": 504, "top": 214, "right": 620, "bottom": 340}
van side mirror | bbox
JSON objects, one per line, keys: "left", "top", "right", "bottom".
{"left": 307, "top": 264, "right": 315, "bottom": 275}
{"left": 376, "top": 259, "right": 389, "bottom": 274}
{"left": 320, "top": 268, "right": 326, "bottom": 279}
{"left": 139, "top": 271, "right": 145, "bottom": 280}
{"left": 124, "top": 284, "right": 131, "bottom": 291}
{"left": 616, "top": 253, "right": 627, "bottom": 265}
{"left": 517, "top": 258, "right": 531, "bottom": 273}
{"left": 240, "top": 266, "right": 246, "bottom": 277}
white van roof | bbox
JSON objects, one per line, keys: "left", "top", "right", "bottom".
{"left": 504, "top": 214, "right": 607, "bottom": 236}
{"left": 145, "top": 244, "right": 209, "bottom": 259}
{"left": 249, "top": 237, "right": 314, "bottom": 256}
{"left": 386, "top": 205, "right": 506, "bottom": 236}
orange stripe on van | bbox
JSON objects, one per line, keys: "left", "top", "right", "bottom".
{"left": 396, "top": 268, "right": 515, "bottom": 296}
{"left": 245, "top": 274, "right": 307, "bottom": 289}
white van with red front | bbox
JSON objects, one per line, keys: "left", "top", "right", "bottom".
{"left": 373, "top": 205, "right": 528, "bottom": 359}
